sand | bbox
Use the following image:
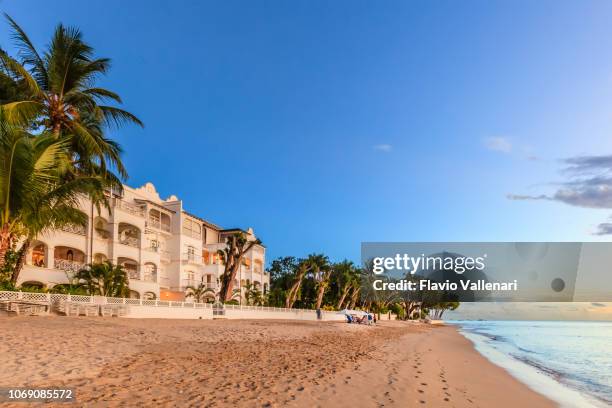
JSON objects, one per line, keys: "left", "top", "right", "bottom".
{"left": 0, "top": 317, "right": 555, "bottom": 407}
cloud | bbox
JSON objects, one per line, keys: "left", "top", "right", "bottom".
{"left": 510, "top": 154, "right": 612, "bottom": 234}
{"left": 509, "top": 155, "right": 612, "bottom": 209}
{"left": 594, "top": 222, "right": 612, "bottom": 235}
{"left": 373, "top": 144, "right": 392, "bottom": 153}
{"left": 483, "top": 137, "right": 512, "bottom": 153}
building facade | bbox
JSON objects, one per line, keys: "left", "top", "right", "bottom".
{"left": 17, "top": 182, "right": 268, "bottom": 301}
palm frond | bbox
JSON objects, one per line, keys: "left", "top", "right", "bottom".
{"left": 0, "top": 100, "right": 43, "bottom": 127}
{"left": 96, "top": 105, "right": 143, "bottom": 128}
{"left": 3, "top": 14, "right": 48, "bottom": 88}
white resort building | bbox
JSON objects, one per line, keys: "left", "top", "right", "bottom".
{"left": 17, "top": 182, "right": 268, "bottom": 302}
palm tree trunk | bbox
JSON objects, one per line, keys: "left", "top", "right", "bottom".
{"left": 10, "top": 238, "right": 30, "bottom": 284}
{"left": 0, "top": 225, "right": 11, "bottom": 274}
{"left": 336, "top": 283, "right": 351, "bottom": 309}
{"left": 285, "top": 264, "right": 308, "bottom": 308}
{"left": 315, "top": 284, "right": 326, "bottom": 310}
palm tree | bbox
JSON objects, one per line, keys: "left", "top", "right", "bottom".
{"left": 0, "top": 112, "right": 99, "bottom": 282}
{"left": 243, "top": 282, "right": 264, "bottom": 306}
{"left": 185, "top": 282, "right": 216, "bottom": 303}
{"left": 332, "top": 260, "right": 359, "bottom": 310}
{"left": 73, "top": 261, "right": 129, "bottom": 297}
{"left": 285, "top": 256, "right": 316, "bottom": 309}
{"left": 312, "top": 255, "right": 332, "bottom": 310}
{"left": 0, "top": 14, "right": 142, "bottom": 183}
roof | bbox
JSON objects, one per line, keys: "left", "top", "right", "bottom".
{"left": 181, "top": 210, "right": 222, "bottom": 230}
{"left": 133, "top": 199, "right": 176, "bottom": 213}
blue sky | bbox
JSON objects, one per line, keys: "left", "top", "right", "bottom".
{"left": 3, "top": 0, "right": 612, "bottom": 263}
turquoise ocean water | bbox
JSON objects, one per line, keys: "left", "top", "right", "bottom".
{"left": 452, "top": 321, "right": 612, "bottom": 408}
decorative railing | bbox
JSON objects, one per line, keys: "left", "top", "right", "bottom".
{"left": 60, "top": 224, "right": 86, "bottom": 236}
{"left": 53, "top": 259, "right": 84, "bottom": 273}
{"left": 119, "top": 237, "right": 139, "bottom": 248}
{"left": 114, "top": 199, "right": 145, "bottom": 217}
{"left": 143, "top": 272, "right": 157, "bottom": 283}
{"left": 182, "top": 253, "right": 203, "bottom": 264}
{"left": 147, "top": 219, "right": 171, "bottom": 232}
{"left": 0, "top": 290, "right": 334, "bottom": 314}
{"left": 143, "top": 245, "right": 158, "bottom": 253}
{"left": 95, "top": 228, "right": 111, "bottom": 240}
{"left": 126, "top": 269, "right": 140, "bottom": 280}
{"left": 181, "top": 280, "right": 217, "bottom": 290}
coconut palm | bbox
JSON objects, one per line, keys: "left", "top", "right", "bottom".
{"left": 285, "top": 256, "right": 317, "bottom": 309}
{"left": 0, "top": 14, "right": 142, "bottom": 182}
{"left": 243, "top": 282, "right": 264, "bottom": 306}
{"left": 312, "top": 255, "right": 332, "bottom": 310}
{"left": 73, "top": 261, "right": 129, "bottom": 297}
{"left": 0, "top": 112, "right": 100, "bottom": 282}
{"left": 185, "top": 282, "right": 216, "bottom": 303}
{"left": 332, "top": 260, "right": 360, "bottom": 310}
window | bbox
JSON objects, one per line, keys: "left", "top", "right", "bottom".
{"left": 202, "top": 250, "right": 210, "bottom": 264}
{"left": 182, "top": 218, "right": 201, "bottom": 239}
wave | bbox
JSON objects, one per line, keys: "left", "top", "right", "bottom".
{"left": 455, "top": 322, "right": 610, "bottom": 408}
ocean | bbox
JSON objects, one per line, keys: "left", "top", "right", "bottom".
{"left": 452, "top": 321, "right": 612, "bottom": 408}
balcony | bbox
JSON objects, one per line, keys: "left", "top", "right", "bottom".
{"left": 114, "top": 198, "right": 145, "bottom": 218}
{"left": 118, "top": 223, "right": 141, "bottom": 248}
{"left": 143, "top": 271, "right": 157, "bottom": 282}
{"left": 146, "top": 218, "right": 171, "bottom": 233}
{"left": 54, "top": 258, "right": 84, "bottom": 273}
{"left": 119, "top": 236, "right": 139, "bottom": 248}
{"left": 182, "top": 253, "right": 203, "bottom": 265}
{"left": 180, "top": 280, "right": 216, "bottom": 291}
{"left": 60, "top": 224, "right": 86, "bottom": 236}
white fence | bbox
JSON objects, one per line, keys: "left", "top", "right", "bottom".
{"left": 0, "top": 291, "right": 346, "bottom": 321}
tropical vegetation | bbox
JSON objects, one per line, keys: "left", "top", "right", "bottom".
{"left": 0, "top": 14, "right": 141, "bottom": 289}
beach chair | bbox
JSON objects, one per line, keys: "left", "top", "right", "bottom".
{"left": 100, "top": 305, "right": 113, "bottom": 317}
{"left": 85, "top": 304, "right": 99, "bottom": 316}
{"left": 68, "top": 303, "right": 80, "bottom": 316}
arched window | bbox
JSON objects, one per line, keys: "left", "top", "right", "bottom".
{"left": 118, "top": 223, "right": 141, "bottom": 247}
{"left": 31, "top": 242, "right": 46, "bottom": 267}
{"left": 143, "top": 263, "right": 157, "bottom": 282}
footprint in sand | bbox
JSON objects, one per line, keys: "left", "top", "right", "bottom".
{"left": 418, "top": 390, "right": 424, "bottom": 394}
{"left": 420, "top": 383, "right": 427, "bottom": 386}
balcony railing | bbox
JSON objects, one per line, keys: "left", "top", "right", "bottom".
{"left": 126, "top": 269, "right": 140, "bottom": 280}
{"left": 60, "top": 224, "right": 86, "bottom": 236}
{"left": 95, "top": 228, "right": 111, "bottom": 240}
{"left": 54, "top": 259, "right": 84, "bottom": 273}
{"left": 143, "top": 272, "right": 157, "bottom": 282}
{"left": 147, "top": 219, "right": 171, "bottom": 232}
{"left": 182, "top": 253, "right": 203, "bottom": 264}
{"left": 114, "top": 199, "right": 145, "bottom": 217}
{"left": 180, "top": 280, "right": 216, "bottom": 290}
{"left": 119, "top": 237, "right": 140, "bottom": 248}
